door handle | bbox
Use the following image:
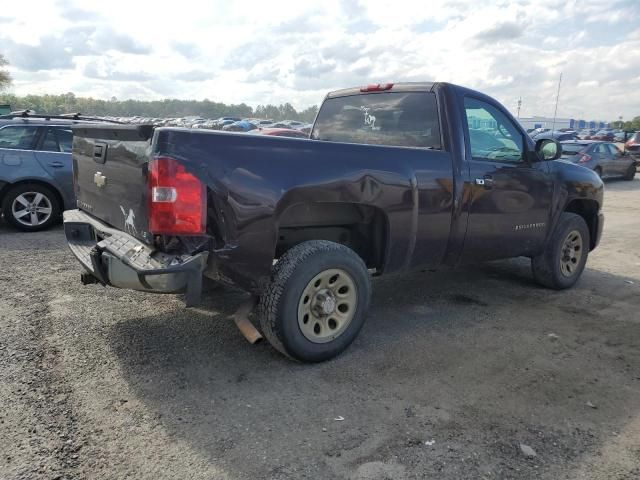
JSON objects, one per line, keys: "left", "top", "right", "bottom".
{"left": 48, "top": 161, "right": 64, "bottom": 168}
{"left": 475, "top": 176, "right": 494, "bottom": 189}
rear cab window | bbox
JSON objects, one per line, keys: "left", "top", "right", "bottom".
{"left": 311, "top": 91, "right": 442, "bottom": 149}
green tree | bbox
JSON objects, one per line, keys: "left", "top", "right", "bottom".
{"left": 0, "top": 54, "right": 11, "bottom": 91}
{"left": 622, "top": 116, "right": 640, "bottom": 131}
{"left": 0, "top": 91, "right": 319, "bottom": 122}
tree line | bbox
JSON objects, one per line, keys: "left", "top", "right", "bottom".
{"left": 617, "top": 117, "right": 640, "bottom": 132}
{"left": 0, "top": 92, "right": 320, "bottom": 123}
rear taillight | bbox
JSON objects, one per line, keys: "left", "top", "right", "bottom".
{"left": 360, "top": 83, "right": 394, "bottom": 92}
{"left": 148, "top": 157, "right": 206, "bottom": 235}
{"left": 578, "top": 154, "right": 592, "bottom": 163}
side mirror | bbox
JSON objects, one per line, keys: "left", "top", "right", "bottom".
{"left": 535, "top": 138, "right": 562, "bottom": 161}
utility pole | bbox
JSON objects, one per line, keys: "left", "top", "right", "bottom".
{"left": 551, "top": 73, "right": 562, "bottom": 133}
{"left": 517, "top": 97, "right": 522, "bottom": 118}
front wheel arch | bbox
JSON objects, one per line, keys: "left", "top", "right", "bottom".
{"left": 562, "top": 198, "right": 600, "bottom": 251}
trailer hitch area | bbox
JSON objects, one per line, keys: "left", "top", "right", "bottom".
{"left": 80, "top": 272, "right": 100, "bottom": 285}
{"left": 230, "top": 296, "right": 263, "bottom": 344}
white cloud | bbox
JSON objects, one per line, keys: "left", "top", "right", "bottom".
{"left": 0, "top": 0, "right": 638, "bottom": 120}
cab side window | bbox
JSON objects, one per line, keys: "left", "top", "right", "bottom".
{"left": 464, "top": 97, "right": 524, "bottom": 163}
{"left": 0, "top": 125, "right": 40, "bottom": 150}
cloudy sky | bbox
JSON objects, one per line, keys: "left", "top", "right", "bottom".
{"left": 1, "top": 0, "right": 638, "bottom": 120}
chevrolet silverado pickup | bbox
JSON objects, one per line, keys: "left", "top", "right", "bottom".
{"left": 63, "top": 82, "right": 604, "bottom": 362}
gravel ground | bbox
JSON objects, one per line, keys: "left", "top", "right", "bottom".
{"left": 1, "top": 178, "right": 639, "bottom": 480}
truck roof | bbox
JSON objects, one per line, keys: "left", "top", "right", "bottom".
{"left": 326, "top": 82, "right": 437, "bottom": 98}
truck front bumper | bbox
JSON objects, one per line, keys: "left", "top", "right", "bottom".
{"left": 63, "top": 209, "right": 208, "bottom": 306}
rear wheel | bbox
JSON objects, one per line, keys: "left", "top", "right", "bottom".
{"left": 2, "top": 184, "right": 61, "bottom": 231}
{"left": 531, "top": 213, "right": 590, "bottom": 289}
{"left": 258, "top": 240, "right": 371, "bottom": 362}
{"left": 623, "top": 163, "right": 636, "bottom": 181}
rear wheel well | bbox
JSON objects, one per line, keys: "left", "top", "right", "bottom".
{"left": 564, "top": 199, "right": 599, "bottom": 250}
{"left": 0, "top": 180, "right": 65, "bottom": 215}
{"left": 276, "top": 203, "right": 388, "bottom": 272}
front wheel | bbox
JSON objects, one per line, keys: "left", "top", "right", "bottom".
{"left": 531, "top": 213, "right": 590, "bottom": 289}
{"left": 623, "top": 163, "right": 636, "bottom": 181}
{"left": 258, "top": 240, "right": 371, "bottom": 362}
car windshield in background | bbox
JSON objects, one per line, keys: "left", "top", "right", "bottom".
{"left": 311, "top": 92, "right": 441, "bottom": 149}
{"left": 561, "top": 143, "right": 588, "bottom": 155}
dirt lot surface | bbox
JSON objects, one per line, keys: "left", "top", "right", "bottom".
{"left": 1, "top": 179, "right": 639, "bottom": 480}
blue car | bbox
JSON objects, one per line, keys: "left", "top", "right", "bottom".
{"left": 0, "top": 113, "right": 116, "bottom": 231}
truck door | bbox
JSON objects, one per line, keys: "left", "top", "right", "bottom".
{"left": 460, "top": 96, "right": 553, "bottom": 262}
{"left": 33, "top": 126, "right": 74, "bottom": 206}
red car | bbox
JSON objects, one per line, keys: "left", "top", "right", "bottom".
{"left": 257, "top": 128, "right": 309, "bottom": 138}
{"left": 624, "top": 131, "right": 640, "bottom": 153}
{"left": 591, "top": 130, "right": 615, "bottom": 141}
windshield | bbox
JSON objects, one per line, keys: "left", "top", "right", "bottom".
{"left": 311, "top": 91, "right": 442, "bottom": 149}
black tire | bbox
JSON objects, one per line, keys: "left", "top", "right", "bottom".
{"left": 594, "top": 166, "right": 603, "bottom": 179}
{"left": 1, "top": 183, "right": 61, "bottom": 232}
{"left": 623, "top": 163, "right": 636, "bottom": 181}
{"left": 531, "top": 212, "right": 590, "bottom": 290}
{"left": 258, "top": 240, "right": 371, "bottom": 362}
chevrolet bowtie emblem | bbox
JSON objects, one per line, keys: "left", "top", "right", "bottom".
{"left": 94, "top": 171, "right": 107, "bottom": 188}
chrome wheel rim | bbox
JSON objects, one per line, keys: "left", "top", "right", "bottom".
{"left": 11, "top": 192, "right": 53, "bottom": 227}
{"left": 560, "top": 230, "right": 583, "bottom": 277}
{"left": 297, "top": 268, "right": 357, "bottom": 344}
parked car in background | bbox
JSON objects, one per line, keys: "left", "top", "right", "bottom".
{"left": 591, "top": 130, "right": 615, "bottom": 141}
{"left": 252, "top": 119, "right": 274, "bottom": 127}
{"left": 614, "top": 131, "right": 629, "bottom": 142}
{"left": 254, "top": 127, "right": 309, "bottom": 138}
{"left": 560, "top": 140, "right": 636, "bottom": 180}
{"left": 280, "top": 120, "right": 306, "bottom": 129}
{"left": 529, "top": 128, "right": 550, "bottom": 138}
{"left": 268, "top": 122, "right": 292, "bottom": 128}
{"left": 0, "top": 112, "right": 120, "bottom": 231}
{"left": 578, "top": 129, "right": 597, "bottom": 139}
{"left": 223, "top": 120, "right": 258, "bottom": 132}
{"left": 624, "top": 132, "right": 640, "bottom": 154}
{"left": 533, "top": 130, "right": 579, "bottom": 142}
{"left": 217, "top": 116, "right": 242, "bottom": 123}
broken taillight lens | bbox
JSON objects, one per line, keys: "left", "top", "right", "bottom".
{"left": 148, "top": 157, "right": 206, "bottom": 235}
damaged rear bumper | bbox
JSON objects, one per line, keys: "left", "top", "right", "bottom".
{"left": 63, "top": 209, "right": 208, "bottom": 306}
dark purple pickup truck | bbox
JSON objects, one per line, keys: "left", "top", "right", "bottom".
{"left": 64, "top": 82, "right": 604, "bottom": 362}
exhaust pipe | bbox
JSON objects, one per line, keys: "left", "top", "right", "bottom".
{"left": 231, "top": 296, "right": 263, "bottom": 344}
